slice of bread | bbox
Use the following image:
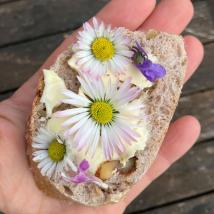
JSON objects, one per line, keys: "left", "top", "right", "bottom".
{"left": 26, "top": 29, "right": 187, "bottom": 206}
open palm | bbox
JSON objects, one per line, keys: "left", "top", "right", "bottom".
{"left": 0, "top": 0, "right": 204, "bottom": 213}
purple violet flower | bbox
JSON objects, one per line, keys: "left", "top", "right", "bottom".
{"left": 132, "top": 42, "right": 166, "bottom": 82}
{"left": 61, "top": 160, "right": 108, "bottom": 189}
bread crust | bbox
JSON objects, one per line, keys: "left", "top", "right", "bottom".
{"left": 26, "top": 30, "right": 187, "bottom": 206}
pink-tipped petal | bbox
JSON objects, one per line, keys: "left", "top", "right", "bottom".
{"left": 62, "top": 112, "right": 88, "bottom": 127}
{"left": 63, "top": 116, "right": 88, "bottom": 138}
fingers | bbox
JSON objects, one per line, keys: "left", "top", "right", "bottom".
{"left": 42, "top": 0, "right": 157, "bottom": 57}
{"left": 139, "top": 0, "right": 194, "bottom": 34}
{"left": 31, "top": 0, "right": 157, "bottom": 71}
{"left": 184, "top": 35, "right": 204, "bottom": 82}
{"left": 153, "top": 116, "right": 200, "bottom": 167}
{"left": 62, "top": 0, "right": 157, "bottom": 48}
{"left": 96, "top": 0, "right": 156, "bottom": 29}
{"left": 10, "top": 0, "right": 156, "bottom": 118}
{"left": 45, "top": 0, "right": 157, "bottom": 57}
{"left": 136, "top": 0, "right": 203, "bottom": 86}
{"left": 122, "top": 116, "right": 201, "bottom": 206}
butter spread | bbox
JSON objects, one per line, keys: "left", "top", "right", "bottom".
{"left": 48, "top": 53, "right": 159, "bottom": 174}
{"left": 40, "top": 69, "right": 67, "bottom": 116}
{"left": 47, "top": 116, "right": 67, "bottom": 134}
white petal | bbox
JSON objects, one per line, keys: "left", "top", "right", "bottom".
{"left": 33, "top": 150, "right": 48, "bottom": 157}
{"left": 63, "top": 90, "right": 90, "bottom": 105}
{"left": 116, "top": 119, "right": 140, "bottom": 141}
{"left": 112, "top": 79, "right": 131, "bottom": 103}
{"left": 75, "top": 50, "right": 91, "bottom": 58}
{"left": 65, "top": 156, "right": 77, "bottom": 172}
{"left": 82, "top": 121, "right": 98, "bottom": 153}
{"left": 38, "top": 157, "right": 51, "bottom": 169}
{"left": 84, "top": 22, "right": 96, "bottom": 38}
{"left": 113, "top": 124, "right": 132, "bottom": 146}
{"left": 55, "top": 108, "right": 88, "bottom": 117}
{"left": 73, "top": 119, "right": 92, "bottom": 145}
{"left": 77, "top": 42, "right": 91, "bottom": 51}
{"left": 32, "top": 141, "right": 48, "bottom": 149}
{"left": 105, "top": 77, "right": 117, "bottom": 100}
{"left": 41, "top": 161, "right": 53, "bottom": 177}
{"left": 77, "top": 33, "right": 94, "bottom": 46}
{"left": 109, "top": 126, "right": 125, "bottom": 153}
{"left": 88, "top": 59, "right": 105, "bottom": 78}
{"left": 117, "top": 49, "right": 133, "bottom": 58}
{"left": 77, "top": 76, "right": 96, "bottom": 98}
{"left": 64, "top": 116, "right": 89, "bottom": 137}
{"left": 62, "top": 112, "right": 89, "bottom": 127}
{"left": 117, "top": 88, "right": 141, "bottom": 105}
{"left": 97, "top": 21, "right": 105, "bottom": 37}
{"left": 46, "top": 162, "right": 57, "bottom": 178}
{"left": 101, "top": 126, "right": 113, "bottom": 160}
{"left": 33, "top": 134, "right": 52, "bottom": 145}
{"left": 33, "top": 151, "right": 48, "bottom": 162}
{"left": 77, "top": 54, "right": 94, "bottom": 66}
{"left": 77, "top": 120, "right": 97, "bottom": 151}
{"left": 96, "top": 77, "right": 105, "bottom": 98}
{"left": 76, "top": 129, "right": 92, "bottom": 151}
{"left": 89, "top": 124, "right": 100, "bottom": 157}
{"left": 62, "top": 98, "right": 87, "bottom": 107}
{"left": 81, "top": 57, "right": 97, "bottom": 73}
{"left": 92, "top": 17, "right": 99, "bottom": 30}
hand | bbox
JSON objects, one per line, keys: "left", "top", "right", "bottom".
{"left": 0, "top": 0, "right": 204, "bottom": 213}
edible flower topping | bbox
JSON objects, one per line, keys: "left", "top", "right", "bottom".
{"left": 132, "top": 42, "right": 166, "bottom": 82}
{"left": 72, "top": 17, "right": 132, "bottom": 77}
{"left": 55, "top": 75, "right": 143, "bottom": 159}
{"left": 61, "top": 160, "right": 108, "bottom": 189}
{"left": 32, "top": 128, "right": 77, "bottom": 180}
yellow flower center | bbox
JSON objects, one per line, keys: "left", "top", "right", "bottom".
{"left": 90, "top": 101, "right": 113, "bottom": 125}
{"left": 91, "top": 37, "right": 115, "bottom": 61}
{"left": 48, "top": 139, "right": 66, "bottom": 162}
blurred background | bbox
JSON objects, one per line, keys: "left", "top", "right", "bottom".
{"left": 0, "top": 0, "right": 213, "bottom": 213}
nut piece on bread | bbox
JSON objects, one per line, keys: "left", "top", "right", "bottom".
{"left": 26, "top": 18, "right": 187, "bottom": 206}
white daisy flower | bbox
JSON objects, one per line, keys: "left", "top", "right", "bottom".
{"left": 72, "top": 17, "right": 132, "bottom": 77}
{"left": 32, "top": 128, "right": 77, "bottom": 180}
{"left": 55, "top": 76, "right": 143, "bottom": 159}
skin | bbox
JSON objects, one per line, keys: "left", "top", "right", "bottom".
{"left": 0, "top": 0, "right": 204, "bottom": 213}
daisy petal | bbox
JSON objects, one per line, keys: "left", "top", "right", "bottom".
{"left": 55, "top": 108, "right": 87, "bottom": 117}
{"left": 71, "top": 17, "right": 131, "bottom": 76}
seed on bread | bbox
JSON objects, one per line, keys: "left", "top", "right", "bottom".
{"left": 96, "top": 161, "right": 120, "bottom": 180}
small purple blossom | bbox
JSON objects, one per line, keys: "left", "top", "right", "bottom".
{"left": 132, "top": 42, "right": 166, "bottom": 82}
{"left": 79, "top": 159, "right": 89, "bottom": 171}
{"left": 61, "top": 160, "right": 108, "bottom": 189}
